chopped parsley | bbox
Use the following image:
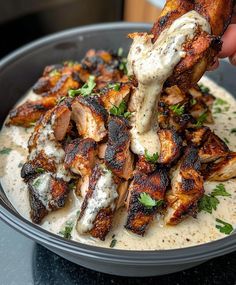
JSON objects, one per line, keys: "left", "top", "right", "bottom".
{"left": 169, "top": 104, "right": 185, "bottom": 116}
{"left": 144, "top": 149, "right": 159, "bottom": 164}
{"left": 231, "top": 128, "right": 236, "bottom": 134}
{"left": 214, "top": 98, "right": 228, "bottom": 106}
{"left": 49, "top": 69, "right": 60, "bottom": 77}
{"left": 110, "top": 100, "right": 127, "bottom": 116}
{"left": 213, "top": 107, "right": 222, "bottom": 114}
{"left": 59, "top": 221, "right": 74, "bottom": 239}
{"left": 0, "top": 147, "right": 12, "bottom": 155}
{"left": 223, "top": 137, "right": 229, "bottom": 144}
{"left": 124, "top": 111, "right": 132, "bottom": 119}
{"left": 117, "top": 47, "right": 123, "bottom": 57}
{"left": 119, "top": 58, "right": 128, "bottom": 74}
{"left": 35, "top": 167, "right": 45, "bottom": 174}
{"left": 57, "top": 96, "right": 66, "bottom": 104}
{"left": 190, "top": 98, "right": 197, "bottom": 106}
{"left": 138, "top": 192, "right": 163, "bottom": 209}
{"left": 199, "top": 83, "right": 210, "bottom": 93}
{"left": 211, "top": 184, "right": 231, "bottom": 197}
{"left": 198, "top": 184, "right": 231, "bottom": 213}
{"left": 215, "top": 218, "right": 233, "bottom": 235}
{"left": 64, "top": 60, "right": 78, "bottom": 67}
{"left": 68, "top": 75, "right": 96, "bottom": 98}
{"left": 194, "top": 112, "right": 207, "bottom": 127}
{"left": 108, "top": 82, "right": 121, "bottom": 91}
{"left": 33, "top": 178, "right": 41, "bottom": 188}
{"left": 110, "top": 238, "right": 117, "bottom": 248}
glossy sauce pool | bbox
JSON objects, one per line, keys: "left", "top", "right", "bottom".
{"left": 0, "top": 76, "right": 236, "bottom": 250}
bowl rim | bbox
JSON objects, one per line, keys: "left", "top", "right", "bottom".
{"left": 0, "top": 22, "right": 235, "bottom": 265}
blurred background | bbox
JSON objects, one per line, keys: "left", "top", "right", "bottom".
{"left": 0, "top": 0, "right": 164, "bottom": 58}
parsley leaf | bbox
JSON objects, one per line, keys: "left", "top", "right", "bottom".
{"left": 117, "top": 47, "right": 123, "bottom": 57}
{"left": 110, "top": 238, "right": 117, "bottom": 248}
{"left": 108, "top": 82, "right": 121, "bottom": 91}
{"left": 169, "top": 104, "right": 185, "bottom": 116}
{"left": 110, "top": 100, "right": 127, "bottom": 116}
{"left": 57, "top": 96, "right": 66, "bottom": 104}
{"left": 215, "top": 218, "right": 233, "bottom": 235}
{"left": 119, "top": 58, "right": 128, "bottom": 74}
{"left": 199, "top": 83, "right": 210, "bottom": 93}
{"left": 33, "top": 178, "right": 41, "bottom": 188}
{"left": 190, "top": 98, "right": 197, "bottom": 106}
{"left": 214, "top": 98, "right": 228, "bottom": 106}
{"left": 223, "top": 137, "right": 229, "bottom": 144}
{"left": 144, "top": 149, "right": 159, "bottom": 164}
{"left": 198, "top": 194, "right": 219, "bottom": 214}
{"left": 138, "top": 192, "right": 163, "bottom": 209}
{"left": 0, "top": 147, "right": 12, "bottom": 155}
{"left": 68, "top": 75, "right": 96, "bottom": 98}
{"left": 231, "top": 128, "right": 236, "bottom": 134}
{"left": 194, "top": 112, "right": 207, "bottom": 127}
{"left": 49, "top": 69, "right": 60, "bottom": 77}
{"left": 59, "top": 221, "right": 74, "bottom": 239}
{"left": 35, "top": 167, "right": 45, "bottom": 174}
{"left": 211, "top": 184, "right": 231, "bottom": 197}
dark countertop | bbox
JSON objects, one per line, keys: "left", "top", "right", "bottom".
{"left": 0, "top": 220, "right": 235, "bottom": 285}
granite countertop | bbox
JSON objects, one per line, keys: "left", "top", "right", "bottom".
{"left": 0, "top": 220, "right": 235, "bottom": 285}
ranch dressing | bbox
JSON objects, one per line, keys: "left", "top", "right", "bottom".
{"left": 127, "top": 10, "right": 211, "bottom": 155}
{"left": 0, "top": 77, "right": 236, "bottom": 250}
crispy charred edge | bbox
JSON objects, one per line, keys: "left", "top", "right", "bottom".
{"left": 125, "top": 168, "right": 169, "bottom": 235}
{"left": 136, "top": 156, "right": 156, "bottom": 174}
{"left": 78, "top": 164, "right": 115, "bottom": 240}
{"left": 151, "top": 0, "right": 234, "bottom": 39}
{"left": 204, "top": 152, "right": 236, "bottom": 181}
{"left": 74, "top": 95, "right": 108, "bottom": 123}
{"left": 28, "top": 176, "right": 69, "bottom": 224}
{"left": 6, "top": 97, "right": 57, "bottom": 127}
{"left": 185, "top": 126, "right": 210, "bottom": 146}
{"left": 158, "top": 128, "right": 182, "bottom": 165}
{"left": 166, "top": 146, "right": 204, "bottom": 225}
{"left": 64, "top": 138, "right": 97, "bottom": 176}
{"left": 105, "top": 116, "right": 133, "bottom": 179}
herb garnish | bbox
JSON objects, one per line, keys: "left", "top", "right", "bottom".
{"left": 223, "top": 137, "right": 229, "bottom": 144}
{"left": 49, "top": 69, "right": 60, "bottom": 77}
{"left": 211, "top": 184, "right": 231, "bottom": 197}
{"left": 110, "top": 238, "right": 117, "bottom": 248}
{"left": 169, "top": 104, "right": 185, "bottom": 116}
{"left": 109, "top": 100, "right": 131, "bottom": 118}
{"left": 57, "top": 96, "right": 66, "bottom": 104}
{"left": 214, "top": 98, "right": 228, "bottom": 106}
{"left": 64, "top": 60, "right": 78, "bottom": 67}
{"left": 231, "top": 128, "right": 236, "bottom": 134}
{"left": 138, "top": 192, "right": 163, "bottom": 209}
{"left": 108, "top": 82, "right": 121, "bottom": 91}
{"left": 68, "top": 75, "right": 96, "bottom": 98}
{"left": 190, "top": 98, "right": 197, "bottom": 106}
{"left": 117, "top": 47, "right": 123, "bottom": 57}
{"left": 59, "top": 221, "right": 74, "bottom": 239}
{"left": 119, "top": 58, "right": 128, "bottom": 74}
{"left": 33, "top": 178, "right": 41, "bottom": 188}
{"left": 194, "top": 112, "right": 207, "bottom": 127}
{"left": 199, "top": 83, "right": 210, "bottom": 93}
{"left": 35, "top": 167, "right": 45, "bottom": 174}
{"left": 198, "top": 184, "right": 231, "bottom": 213}
{"left": 215, "top": 218, "right": 233, "bottom": 235}
{"left": 144, "top": 149, "right": 159, "bottom": 164}
{"left": 0, "top": 147, "right": 12, "bottom": 155}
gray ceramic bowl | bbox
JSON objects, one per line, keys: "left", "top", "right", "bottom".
{"left": 0, "top": 23, "right": 235, "bottom": 277}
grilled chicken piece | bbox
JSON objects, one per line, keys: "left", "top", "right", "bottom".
{"left": 205, "top": 153, "right": 236, "bottom": 181}
{"left": 161, "top": 85, "right": 187, "bottom": 106}
{"left": 125, "top": 168, "right": 169, "bottom": 235}
{"left": 185, "top": 127, "right": 229, "bottom": 163}
{"left": 81, "top": 49, "right": 126, "bottom": 88}
{"left": 6, "top": 97, "right": 57, "bottom": 127}
{"left": 100, "top": 83, "right": 131, "bottom": 111}
{"left": 105, "top": 116, "right": 133, "bottom": 179}
{"left": 33, "top": 64, "right": 81, "bottom": 96}
{"left": 64, "top": 138, "right": 97, "bottom": 177}
{"left": 189, "top": 86, "right": 215, "bottom": 109}
{"left": 165, "top": 146, "right": 204, "bottom": 225}
{"left": 71, "top": 96, "right": 108, "bottom": 142}
{"left": 28, "top": 173, "right": 68, "bottom": 223}
{"left": 158, "top": 129, "right": 182, "bottom": 165}
{"left": 136, "top": 156, "right": 156, "bottom": 174}
{"left": 151, "top": 0, "right": 234, "bottom": 89}
{"left": 77, "top": 164, "right": 119, "bottom": 240}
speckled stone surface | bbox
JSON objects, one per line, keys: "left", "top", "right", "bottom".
{"left": 0, "top": 220, "right": 235, "bottom": 285}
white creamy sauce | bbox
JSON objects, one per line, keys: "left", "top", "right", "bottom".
{"left": 0, "top": 76, "right": 235, "bottom": 250}
{"left": 77, "top": 166, "right": 118, "bottom": 234}
{"left": 127, "top": 10, "right": 211, "bottom": 155}
{"left": 32, "top": 173, "right": 52, "bottom": 210}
